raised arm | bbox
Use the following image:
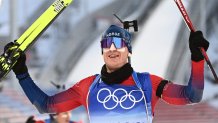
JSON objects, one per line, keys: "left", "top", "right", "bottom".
{"left": 153, "top": 31, "right": 209, "bottom": 105}
{"left": 160, "top": 60, "right": 204, "bottom": 105}
{"left": 4, "top": 47, "right": 89, "bottom": 113}
{"left": 17, "top": 72, "right": 83, "bottom": 113}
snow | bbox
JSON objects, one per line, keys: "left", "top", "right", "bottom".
{"left": 131, "top": 0, "right": 181, "bottom": 77}
{"left": 66, "top": 36, "right": 104, "bottom": 83}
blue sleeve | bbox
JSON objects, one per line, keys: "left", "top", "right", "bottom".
{"left": 17, "top": 72, "right": 83, "bottom": 113}
{"left": 17, "top": 73, "right": 52, "bottom": 113}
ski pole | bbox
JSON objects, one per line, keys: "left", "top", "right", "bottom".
{"left": 174, "top": 0, "right": 218, "bottom": 83}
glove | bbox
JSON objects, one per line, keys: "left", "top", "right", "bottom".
{"left": 4, "top": 42, "right": 28, "bottom": 75}
{"left": 13, "top": 52, "right": 28, "bottom": 75}
{"left": 189, "top": 31, "right": 209, "bottom": 62}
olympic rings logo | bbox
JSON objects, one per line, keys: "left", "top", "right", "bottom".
{"left": 97, "top": 88, "right": 144, "bottom": 110}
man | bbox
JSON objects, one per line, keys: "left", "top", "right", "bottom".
{"left": 8, "top": 24, "right": 209, "bottom": 123}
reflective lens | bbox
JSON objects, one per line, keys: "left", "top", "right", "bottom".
{"left": 101, "top": 37, "right": 126, "bottom": 49}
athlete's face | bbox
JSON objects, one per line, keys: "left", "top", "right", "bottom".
{"left": 56, "top": 112, "right": 71, "bottom": 123}
{"left": 102, "top": 43, "right": 129, "bottom": 73}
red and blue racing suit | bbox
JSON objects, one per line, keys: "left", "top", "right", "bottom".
{"left": 17, "top": 60, "right": 205, "bottom": 122}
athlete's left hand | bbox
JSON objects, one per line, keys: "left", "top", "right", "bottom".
{"left": 189, "top": 31, "right": 209, "bottom": 62}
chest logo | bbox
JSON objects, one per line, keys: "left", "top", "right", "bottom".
{"left": 97, "top": 88, "right": 144, "bottom": 110}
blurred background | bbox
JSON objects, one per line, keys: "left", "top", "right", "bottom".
{"left": 0, "top": 0, "right": 218, "bottom": 123}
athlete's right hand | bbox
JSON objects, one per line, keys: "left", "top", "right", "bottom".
{"left": 12, "top": 51, "right": 28, "bottom": 75}
{"left": 4, "top": 42, "right": 28, "bottom": 75}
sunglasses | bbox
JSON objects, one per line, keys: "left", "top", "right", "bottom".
{"left": 101, "top": 37, "right": 126, "bottom": 49}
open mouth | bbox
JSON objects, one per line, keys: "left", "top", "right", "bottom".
{"left": 108, "top": 54, "right": 119, "bottom": 58}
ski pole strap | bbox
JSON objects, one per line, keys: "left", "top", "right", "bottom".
{"left": 156, "top": 80, "right": 169, "bottom": 98}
